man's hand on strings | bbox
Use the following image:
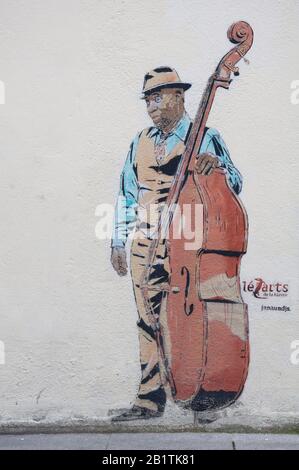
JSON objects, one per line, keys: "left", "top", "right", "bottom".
{"left": 195, "top": 152, "right": 220, "bottom": 176}
{"left": 111, "top": 247, "right": 128, "bottom": 276}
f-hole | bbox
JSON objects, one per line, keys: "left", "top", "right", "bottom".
{"left": 181, "top": 266, "right": 194, "bottom": 316}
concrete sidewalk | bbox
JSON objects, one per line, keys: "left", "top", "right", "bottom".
{"left": 0, "top": 433, "right": 298, "bottom": 450}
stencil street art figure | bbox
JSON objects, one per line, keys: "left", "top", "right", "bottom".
{"left": 110, "top": 19, "right": 253, "bottom": 424}
{"left": 111, "top": 69, "right": 242, "bottom": 420}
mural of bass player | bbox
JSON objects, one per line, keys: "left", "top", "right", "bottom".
{"left": 110, "top": 66, "right": 245, "bottom": 422}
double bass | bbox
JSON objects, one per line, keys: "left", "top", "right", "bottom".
{"left": 140, "top": 21, "right": 254, "bottom": 415}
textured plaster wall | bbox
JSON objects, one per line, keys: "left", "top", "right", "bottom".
{"left": 0, "top": 0, "right": 298, "bottom": 430}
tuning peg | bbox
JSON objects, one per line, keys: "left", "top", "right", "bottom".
{"left": 224, "top": 61, "right": 240, "bottom": 76}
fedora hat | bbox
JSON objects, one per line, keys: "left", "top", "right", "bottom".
{"left": 141, "top": 66, "right": 192, "bottom": 97}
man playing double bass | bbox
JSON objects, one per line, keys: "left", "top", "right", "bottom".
{"left": 110, "top": 66, "right": 242, "bottom": 421}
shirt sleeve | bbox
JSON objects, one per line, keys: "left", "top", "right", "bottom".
{"left": 111, "top": 134, "right": 140, "bottom": 248}
{"left": 199, "top": 128, "right": 243, "bottom": 195}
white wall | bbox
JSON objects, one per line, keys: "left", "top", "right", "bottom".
{"left": 0, "top": 0, "right": 298, "bottom": 430}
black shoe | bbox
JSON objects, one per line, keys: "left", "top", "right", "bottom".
{"left": 111, "top": 405, "right": 164, "bottom": 422}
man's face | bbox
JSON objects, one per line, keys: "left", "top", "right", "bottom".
{"left": 145, "top": 88, "right": 184, "bottom": 131}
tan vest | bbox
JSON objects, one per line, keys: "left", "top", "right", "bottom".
{"left": 134, "top": 129, "right": 185, "bottom": 238}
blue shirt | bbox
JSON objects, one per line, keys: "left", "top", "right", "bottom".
{"left": 111, "top": 113, "right": 242, "bottom": 248}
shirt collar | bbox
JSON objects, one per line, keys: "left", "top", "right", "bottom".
{"left": 150, "top": 112, "right": 192, "bottom": 143}
{"left": 171, "top": 112, "right": 192, "bottom": 142}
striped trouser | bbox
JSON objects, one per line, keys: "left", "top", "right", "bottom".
{"left": 130, "top": 235, "right": 170, "bottom": 412}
